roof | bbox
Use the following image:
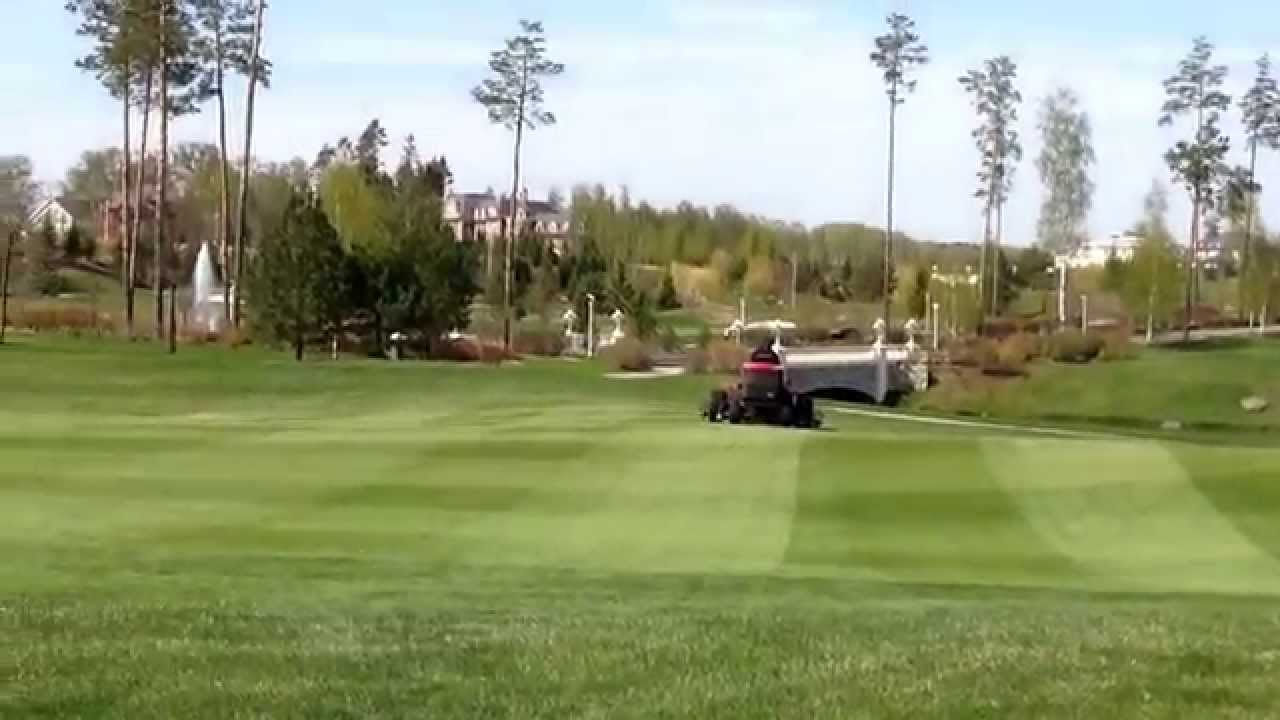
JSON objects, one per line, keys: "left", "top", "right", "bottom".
{"left": 26, "top": 197, "right": 75, "bottom": 228}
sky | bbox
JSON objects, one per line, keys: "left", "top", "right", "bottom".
{"left": 3, "top": 0, "right": 1280, "bottom": 246}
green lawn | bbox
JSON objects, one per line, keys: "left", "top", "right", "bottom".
{"left": 915, "top": 338, "right": 1280, "bottom": 436}
{"left": 3, "top": 337, "right": 1280, "bottom": 717}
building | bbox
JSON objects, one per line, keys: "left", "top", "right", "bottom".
{"left": 443, "top": 185, "right": 572, "bottom": 262}
{"left": 1058, "top": 233, "right": 1140, "bottom": 269}
{"left": 26, "top": 197, "right": 77, "bottom": 238}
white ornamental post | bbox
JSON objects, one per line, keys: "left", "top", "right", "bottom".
{"left": 932, "top": 302, "right": 941, "bottom": 350}
{"left": 586, "top": 294, "right": 596, "bottom": 357}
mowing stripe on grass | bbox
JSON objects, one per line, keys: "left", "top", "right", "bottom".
{"left": 473, "top": 424, "right": 805, "bottom": 575}
{"left": 985, "top": 437, "right": 1280, "bottom": 595}
{"left": 785, "top": 434, "right": 1077, "bottom": 587}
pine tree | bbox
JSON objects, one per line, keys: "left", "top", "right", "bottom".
{"left": 472, "top": 19, "right": 564, "bottom": 351}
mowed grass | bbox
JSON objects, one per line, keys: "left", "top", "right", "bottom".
{"left": 915, "top": 337, "right": 1280, "bottom": 434}
{"left": 4, "top": 337, "right": 1280, "bottom": 717}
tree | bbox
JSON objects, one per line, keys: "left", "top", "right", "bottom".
{"left": 907, "top": 265, "right": 930, "bottom": 320}
{"left": 1160, "top": 36, "right": 1232, "bottom": 342}
{"left": 657, "top": 269, "right": 680, "bottom": 310}
{"left": 871, "top": 13, "right": 928, "bottom": 330}
{"left": 1036, "top": 88, "right": 1095, "bottom": 254}
{"left": 28, "top": 217, "right": 62, "bottom": 295}
{"left": 247, "top": 192, "right": 346, "bottom": 360}
{"left": 1237, "top": 54, "right": 1280, "bottom": 314}
{"left": 191, "top": 0, "right": 256, "bottom": 320}
{"left": 0, "top": 230, "right": 14, "bottom": 344}
{"left": 156, "top": 0, "right": 174, "bottom": 349}
{"left": 0, "top": 157, "right": 35, "bottom": 343}
{"left": 472, "top": 19, "right": 564, "bottom": 351}
{"left": 0, "top": 156, "right": 34, "bottom": 227}
{"left": 1101, "top": 252, "right": 1127, "bottom": 293}
{"left": 233, "top": 0, "right": 268, "bottom": 327}
{"left": 1123, "top": 182, "right": 1184, "bottom": 341}
{"left": 62, "top": 148, "right": 122, "bottom": 221}
{"left": 1242, "top": 238, "right": 1279, "bottom": 320}
{"left": 66, "top": 0, "right": 141, "bottom": 331}
{"left": 64, "top": 224, "right": 86, "bottom": 260}
{"left": 960, "top": 57, "right": 1023, "bottom": 320}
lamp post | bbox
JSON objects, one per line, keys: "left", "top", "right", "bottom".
{"left": 1080, "top": 294, "right": 1088, "bottom": 333}
{"left": 932, "top": 302, "right": 941, "bottom": 350}
{"left": 586, "top": 293, "right": 596, "bottom": 357}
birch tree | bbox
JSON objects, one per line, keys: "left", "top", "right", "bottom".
{"left": 1036, "top": 87, "right": 1095, "bottom": 255}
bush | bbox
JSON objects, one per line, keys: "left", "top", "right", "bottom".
{"left": 795, "top": 326, "right": 835, "bottom": 346}
{"left": 706, "top": 340, "right": 748, "bottom": 374}
{"left": 657, "top": 270, "right": 681, "bottom": 310}
{"left": 600, "top": 337, "right": 653, "bottom": 372}
{"left": 1049, "top": 330, "right": 1104, "bottom": 364}
{"left": 221, "top": 326, "right": 253, "bottom": 349}
{"left": 695, "top": 324, "right": 713, "bottom": 350}
{"left": 30, "top": 271, "right": 73, "bottom": 297}
{"left": 11, "top": 302, "right": 102, "bottom": 333}
{"left": 1098, "top": 331, "right": 1138, "bottom": 362}
{"left": 999, "top": 333, "right": 1044, "bottom": 364}
{"left": 685, "top": 348, "right": 710, "bottom": 375}
{"left": 948, "top": 337, "right": 995, "bottom": 369}
{"left": 433, "top": 337, "right": 517, "bottom": 364}
{"left": 987, "top": 339, "right": 1030, "bottom": 377}
{"left": 513, "top": 328, "right": 566, "bottom": 357}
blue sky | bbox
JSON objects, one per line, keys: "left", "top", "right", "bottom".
{"left": 3, "top": 0, "right": 1280, "bottom": 245}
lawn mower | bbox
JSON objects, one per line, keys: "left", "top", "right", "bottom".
{"left": 703, "top": 342, "right": 821, "bottom": 429}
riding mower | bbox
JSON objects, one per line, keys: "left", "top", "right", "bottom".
{"left": 703, "top": 343, "right": 821, "bottom": 429}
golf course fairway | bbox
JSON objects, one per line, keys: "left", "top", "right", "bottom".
{"left": 3, "top": 337, "right": 1280, "bottom": 718}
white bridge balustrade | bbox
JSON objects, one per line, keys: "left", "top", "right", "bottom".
{"left": 739, "top": 317, "right": 931, "bottom": 404}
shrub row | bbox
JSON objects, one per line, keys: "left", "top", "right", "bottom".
{"left": 685, "top": 340, "right": 748, "bottom": 375}
{"left": 6, "top": 303, "right": 107, "bottom": 333}
{"left": 600, "top": 338, "right": 654, "bottom": 372}
{"left": 949, "top": 328, "right": 1137, "bottom": 376}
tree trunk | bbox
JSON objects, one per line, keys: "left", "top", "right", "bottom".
{"left": 121, "top": 76, "right": 135, "bottom": 335}
{"left": 977, "top": 196, "right": 993, "bottom": 332}
{"left": 1146, "top": 279, "right": 1157, "bottom": 344}
{"left": 234, "top": 0, "right": 267, "bottom": 327}
{"left": 504, "top": 86, "right": 527, "bottom": 353}
{"left": 157, "top": 1, "right": 172, "bottom": 349}
{"left": 295, "top": 324, "right": 304, "bottom": 362}
{"left": 132, "top": 67, "right": 153, "bottom": 335}
{"left": 1240, "top": 142, "right": 1259, "bottom": 321}
{"left": 0, "top": 231, "right": 14, "bottom": 344}
{"left": 215, "top": 25, "right": 233, "bottom": 324}
{"left": 883, "top": 94, "right": 897, "bottom": 329}
{"left": 992, "top": 199, "right": 1004, "bottom": 317}
{"left": 1183, "top": 190, "right": 1201, "bottom": 344}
